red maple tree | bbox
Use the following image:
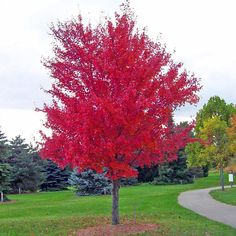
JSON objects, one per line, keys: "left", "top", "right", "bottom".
{"left": 39, "top": 3, "right": 201, "bottom": 225}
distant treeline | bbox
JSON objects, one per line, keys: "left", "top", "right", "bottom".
{"left": 0, "top": 129, "right": 205, "bottom": 202}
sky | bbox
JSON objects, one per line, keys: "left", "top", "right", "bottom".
{"left": 0, "top": 0, "right": 236, "bottom": 143}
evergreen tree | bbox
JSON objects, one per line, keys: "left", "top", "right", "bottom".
{"left": 0, "top": 129, "right": 9, "bottom": 159}
{"left": 69, "top": 169, "right": 112, "bottom": 196}
{"left": 0, "top": 163, "right": 11, "bottom": 201}
{"left": 8, "top": 136, "right": 44, "bottom": 193}
{"left": 152, "top": 150, "right": 194, "bottom": 185}
{"left": 120, "top": 177, "right": 138, "bottom": 186}
{"left": 40, "top": 160, "right": 70, "bottom": 191}
{"left": 137, "top": 165, "right": 159, "bottom": 183}
{"left": 0, "top": 129, "right": 10, "bottom": 201}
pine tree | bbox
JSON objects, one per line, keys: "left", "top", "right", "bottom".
{"left": 8, "top": 136, "right": 44, "bottom": 193}
{"left": 137, "top": 165, "right": 159, "bottom": 183}
{"left": 69, "top": 169, "right": 111, "bottom": 196}
{"left": 0, "top": 164, "right": 11, "bottom": 201}
{"left": 40, "top": 160, "right": 70, "bottom": 191}
{"left": 0, "top": 130, "right": 9, "bottom": 158}
{"left": 0, "top": 129, "right": 10, "bottom": 201}
{"left": 120, "top": 177, "right": 138, "bottom": 186}
{"left": 152, "top": 150, "right": 194, "bottom": 185}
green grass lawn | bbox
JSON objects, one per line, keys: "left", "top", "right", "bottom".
{"left": 210, "top": 187, "right": 236, "bottom": 206}
{"left": 1, "top": 172, "right": 236, "bottom": 236}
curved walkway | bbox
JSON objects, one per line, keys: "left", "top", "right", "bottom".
{"left": 178, "top": 186, "right": 236, "bottom": 228}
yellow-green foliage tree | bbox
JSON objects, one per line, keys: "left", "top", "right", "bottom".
{"left": 195, "top": 96, "right": 236, "bottom": 135}
{"left": 186, "top": 142, "right": 209, "bottom": 169}
{"left": 187, "top": 114, "right": 236, "bottom": 190}
{"left": 199, "top": 117, "right": 229, "bottom": 191}
{"left": 186, "top": 97, "right": 236, "bottom": 179}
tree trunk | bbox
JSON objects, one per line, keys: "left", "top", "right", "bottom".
{"left": 220, "top": 163, "right": 224, "bottom": 191}
{"left": 0, "top": 191, "right": 3, "bottom": 202}
{"left": 112, "top": 179, "right": 120, "bottom": 225}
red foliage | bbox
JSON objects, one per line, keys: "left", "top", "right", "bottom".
{"left": 39, "top": 4, "right": 201, "bottom": 180}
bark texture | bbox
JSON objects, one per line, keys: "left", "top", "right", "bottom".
{"left": 112, "top": 179, "right": 120, "bottom": 225}
{"left": 220, "top": 165, "right": 225, "bottom": 191}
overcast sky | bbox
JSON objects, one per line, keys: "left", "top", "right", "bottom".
{"left": 0, "top": 0, "right": 236, "bottom": 143}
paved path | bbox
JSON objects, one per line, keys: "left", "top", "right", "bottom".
{"left": 178, "top": 186, "right": 236, "bottom": 228}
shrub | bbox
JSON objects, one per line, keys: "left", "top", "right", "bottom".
{"left": 69, "top": 169, "right": 112, "bottom": 196}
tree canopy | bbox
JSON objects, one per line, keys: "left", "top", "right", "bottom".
{"left": 39, "top": 4, "right": 200, "bottom": 180}
{"left": 39, "top": 2, "right": 201, "bottom": 224}
{"left": 187, "top": 97, "right": 236, "bottom": 169}
{"left": 195, "top": 96, "right": 236, "bottom": 135}
{"left": 186, "top": 96, "right": 236, "bottom": 191}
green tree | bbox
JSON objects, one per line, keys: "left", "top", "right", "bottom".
{"left": 187, "top": 96, "right": 236, "bottom": 177}
{"left": 152, "top": 149, "right": 194, "bottom": 185}
{"left": 0, "top": 130, "right": 9, "bottom": 157}
{"left": 40, "top": 160, "right": 70, "bottom": 191}
{"left": 200, "top": 117, "right": 229, "bottom": 191}
{"left": 0, "top": 129, "right": 10, "bottom": 201}
{"left": 8, "top": 136, "right": 44, "bottom": 193}
{"left": 0, "top": 163, "right": 11, "bottom": 201}
{"left": 195, "top": 96, "right": 236, "bottom": 135}
{"left": 137, "top": 165, "right": 159, "bottom": 183}
{"left": 69, "top": 169, "right": 112, "bottom": 196}
{"left": 185, "top": 142, "right": 210, "bottom": 177}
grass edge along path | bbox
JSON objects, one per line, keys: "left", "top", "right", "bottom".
{"left": 0, "top": 172, "right": 236, "bottom": 235}
{"left": 210, "top": 186, "right": 236, "bottom": 206}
